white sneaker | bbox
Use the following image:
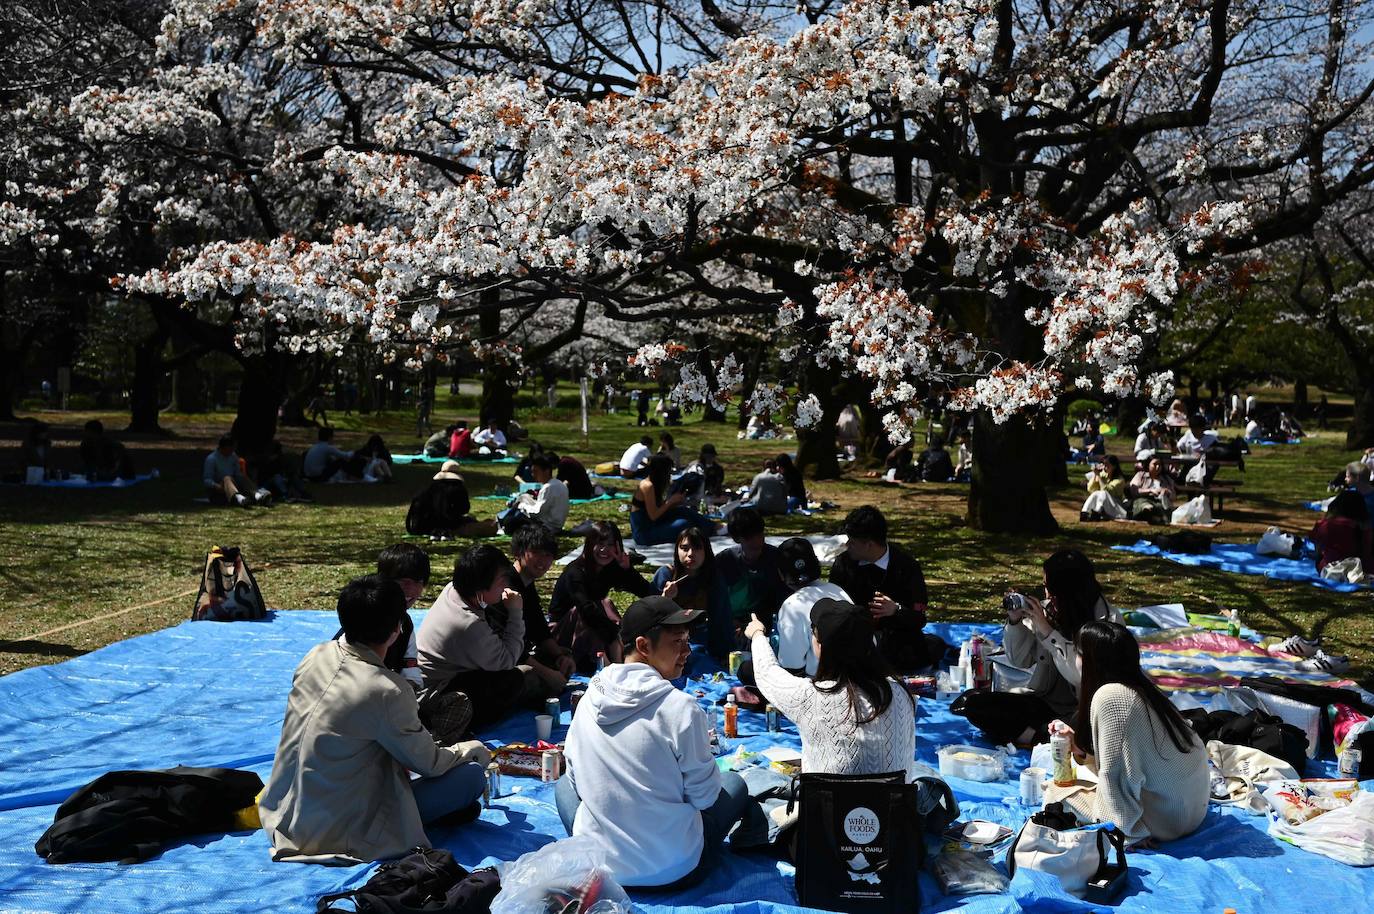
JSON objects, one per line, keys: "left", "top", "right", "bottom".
{"left": 255, "top": 489, "right": 273, "bottom": 506}
{"left": 1276, "top": 635, "right": 1320, "bottom": 658}
{"left": 233, "top": 493, "right": 250, "bottom": 507}
{"left": 1297, "top": 651, "right": 1350, "bottom": 674}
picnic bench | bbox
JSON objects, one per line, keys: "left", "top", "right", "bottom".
{"left": 1167, "top": 454, "right": 1244, "bottom": 514}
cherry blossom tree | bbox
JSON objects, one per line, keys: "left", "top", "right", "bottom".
{"left": 23, "top": 0, "right": 1374, "bottom": 529}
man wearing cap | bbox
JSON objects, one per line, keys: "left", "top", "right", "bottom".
{"left": 773, "top": 538, "right": 852, "bottom": 677}
{"left": 556, "top": 596, "right": 749, "bottom": 888}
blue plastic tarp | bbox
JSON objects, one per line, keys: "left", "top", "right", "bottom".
{"left": 1112, "top": 539, "right": 1369, "bottom": 592}
{"left": 0, "top": 613, "right": 1370, "bottom": 914}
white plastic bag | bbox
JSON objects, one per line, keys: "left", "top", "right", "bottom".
{"left": 492, "top": 837, "right": 632, "bottom": 914}
{"left": 1170, "top": 494, "right": 1212, "bottom": 525}
{"left": 1262, "top": 783, "right": 1374, "bottom": 865}
{"left": 1256, "top": 526, "right": 1296, "bottom": 557}
{"left": 1185, "top": 457, "right": 1207, "bottom": 486}
{"left": 1321, "top": 557, "right": 1368, "bottom": 585}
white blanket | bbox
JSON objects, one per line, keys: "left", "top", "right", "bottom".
{"left": 556, "top": 533, "right": 849, "bottom": 567}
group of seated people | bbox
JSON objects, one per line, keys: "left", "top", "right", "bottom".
{"left": 1080, "top": 454, "right": 1179, "bottom": 522}
{"left": 423, "top": 419, "right": 510, "bottom": 460}
{"left": 263, "top": 506, "right": 1204, "bottom": 885}
{"left": 202, "top": 428, "right": 394, "bottom": 507}
{"left": 1311, "top": 460, "right": 1374, "bottom": 571}
{"left": 14, "top": 420, "right": 137, "bottom": 482}
{"left": 869, "top": 433, "right": 966, "bottom": 483}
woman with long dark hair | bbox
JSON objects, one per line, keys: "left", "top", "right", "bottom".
{"left": 953, "top": 549, "right": 1120, "bottom": 746}
{"left": 548, "top": 521, "right": 655, "bottom": 671}
{"left": 628, "top": 454, "right": 716, "bottom": 546}
{"left": 1048, "top": 621, "right": 1208, "bottom": 844}
{"left": 650, "top": 527, "right": 732, "bottom": 660}
{"left": 744, "top": 599, "right": 915, "bottom": 778}
{"left": 774, "top": 453, "right": 807, "bottom": 511}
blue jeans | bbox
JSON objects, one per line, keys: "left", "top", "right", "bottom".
{"left": 553, "top": 770, "right": 750, "bottom": 890}
{"left": 411, "top": 762, "right": 487, "bottom": 822}
{"left": 629, "top": 506, "right": 715, "bottom": 546}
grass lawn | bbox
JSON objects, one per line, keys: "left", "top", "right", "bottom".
{"left": 2, "top": 389, "right": 1371, "bottom": 685}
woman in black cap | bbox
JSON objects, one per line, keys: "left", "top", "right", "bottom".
{"left": 743, "top": 599, "right": 915, "bottom": 778}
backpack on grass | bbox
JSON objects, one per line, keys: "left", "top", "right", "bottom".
{"left": 316, "top": 847, "right": 501, "bottom": 914}
{"left": 192, "top": 546, "right": 267, "bottom": 621}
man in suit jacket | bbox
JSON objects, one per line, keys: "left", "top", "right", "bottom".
{"left": 829, "top": 505, "right": 943, "bottom": 672}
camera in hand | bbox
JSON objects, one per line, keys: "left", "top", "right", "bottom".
{"left": 1002, "top": 593, "right": 1026, "bottom": 614}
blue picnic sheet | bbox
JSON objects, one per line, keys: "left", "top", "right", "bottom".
{"left": 3, "top": 473, "right": 158, "bottom": 489}
{"left": 1113, "top": 539, "right": 1369, "bottom": 592}
{"left": 0, "top": 613, "right": 1368, "bottom": 914}
{"left": 394, "top": 454, "right": 521, "bottom": 465}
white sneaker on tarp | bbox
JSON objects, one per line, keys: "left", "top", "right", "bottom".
{"left": 1276, "top": 635, "right": 1321, "bottom": 658}
{"left": 1298, "top": 650, "right": 1350, "bottom": 674}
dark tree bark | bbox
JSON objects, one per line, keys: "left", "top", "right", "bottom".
{"left": 967, "top": 411, "right": 1061, "bottom": 535}
{"left": 127, "top": 327, "right": 170, "bottom": 433}
{"left": 1348, "top": 384, "right": 1374, "bottom": 450}
{"left": 232, "top": 354, "right": 286, "bottom": 452}
{"left": 795, "top": 361, "right": 845, "bottom": 480}
{"left": 479, "top": 364, "right": 517, "bottom": 430}
{"left": 735, "top": 343, "right": 766, "bottom": 432}
{"left": 172, "top": 359, "right": 208, "bottom": 413}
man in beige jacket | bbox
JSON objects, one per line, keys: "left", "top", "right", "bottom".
{"left": 260, "top": 575, "right": 490, "bottom": 864}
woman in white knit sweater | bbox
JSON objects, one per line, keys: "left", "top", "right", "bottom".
{"left": 744, "top": 598, "right": 916, "bottom": 779}
{"left": 1047, "top": 621, "right": 1208, "bottom": 845}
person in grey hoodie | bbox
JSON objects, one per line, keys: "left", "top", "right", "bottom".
{"left": 416, "top": 544, "right": 554, "bottom": 730}
{"left": 555, "top": 596, "right": 749, "bottom": 889}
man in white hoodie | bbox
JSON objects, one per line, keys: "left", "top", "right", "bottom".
{"left": 556, "top": 595, "right": 749, "bottom": 889}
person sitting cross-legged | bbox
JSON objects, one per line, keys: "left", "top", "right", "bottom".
{"left": 555, "top": 596, "right": 749, "bottom": 889}
{"left": 416, "top": 545, "right": 555, "bottom": 730}
{"left": 259, "top": 575, "right": 491, "bottom": 864}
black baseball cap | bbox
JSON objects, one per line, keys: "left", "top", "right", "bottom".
{"left": 620, "top": 595, "right": 703, "bottom": 646}
{"left": 809, "top": 598, "right": 871, "bottom": 644}
{"left": 778, "top": 537, "right": 821, "bottom": 588}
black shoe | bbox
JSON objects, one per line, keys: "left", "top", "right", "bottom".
{"left": 429, "top": 801, "right": 482, "bottom": 828}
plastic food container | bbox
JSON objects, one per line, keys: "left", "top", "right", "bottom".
{"left": 937, "top": 744, "right": 1006, "bottom": 782}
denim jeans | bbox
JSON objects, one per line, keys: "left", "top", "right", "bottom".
{"left": 553, "top": 770, "right": 750, "bottom": 890}
{"left": 411, "top": 762, "right": 487, "bottom": 822}
{"left": 629, "top": 506, "right": 715, "bottom": 546}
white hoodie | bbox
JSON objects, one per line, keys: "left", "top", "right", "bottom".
{"left": 564, "top": 663, "right": 720, "bottom": 886}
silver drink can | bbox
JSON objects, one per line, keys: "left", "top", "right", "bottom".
{"left": 766, "top": 704, "right": 781, "bottom": 732}
{"left": 540, "top": 748, "right": 562, "bottom": 783}
{"left": 544, "top": 697, "right": 561, "bottom": 722}
{"left": 1340, "top": 746, "right": 1362, "bottom": 778}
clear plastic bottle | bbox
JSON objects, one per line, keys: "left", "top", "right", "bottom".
{"left": 723, "top": 694, "right": 739, "bottom": 739}
{"left": 1226, "top": 609, "right": 1241, "bottom": 638}
{"left": 1049, "top": 722, "right": 1075, "bottom": 787}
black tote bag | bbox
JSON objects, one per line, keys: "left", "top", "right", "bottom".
{"left": 794, "top": 771, "right": 922, "bottom": 914}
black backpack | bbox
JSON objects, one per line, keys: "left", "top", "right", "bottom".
{"left": 35, "top": 766, "right": 263, "bottom": 864}
{"left": 1183, "top": 708, "right": 1309, "bottom": 774}
{"left": 1149, "top": 531, "right": 1212, "bottom": 554}
{"left": 317, "top": 847, "right": 501, "bottom": 914}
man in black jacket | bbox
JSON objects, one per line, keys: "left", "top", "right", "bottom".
{"left": 829, "top": 505, "right": 942, "bottom": 672}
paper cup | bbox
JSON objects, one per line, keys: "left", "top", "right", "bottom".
{"left": 535, "top": 714, "right": 554, "bottom": 741}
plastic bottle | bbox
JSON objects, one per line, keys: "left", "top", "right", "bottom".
{"left": 723, "top": 694, "right": 739, "bottom": 739}
{"left": 970, "top": 637, "right": 991, "bottom": 689}
{"left": 1226, "top": 609, "right": 1240, "bottom": 638}
{"left": 1049, "top": 723, "right": 1075, "bottom": 787}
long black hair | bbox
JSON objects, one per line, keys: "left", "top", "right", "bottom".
{"left": 646, "top": 453, "right": 674, "bottom": 500}
{"left": 1043, "top": 548, "right": 1105, "bottom": 641}
{"left": 579, "top": 520, "right": 624, "bottom": 565}
{"left": 813, "top": 614, "right": 900, "bottom": 726}
{"left": 1074, "top": 621, "right": 1196, "bottom": 755}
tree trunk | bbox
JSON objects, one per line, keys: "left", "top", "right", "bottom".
{"left": 796, "top": 362, "right": 845, "bottom": 480}
{"left": 0, "top": 356, "right": 17, "bottom": 420}
{"left": 232, "top": 355, "right": 285, "bottom": 453}
{"left": 735, "top": 345, "right": 765, "bottom": 431}
{"left": 967, "top": 411, "right": 1061, "bottom": 535}
{"left": 127, "top": 330, "right": 169, "bottom": 434}
{"left": 172, "top": 360, "right": 209, "bottom": 413}
{"left": 480, "top": 364, "right": 517, "bottom": 431}
{"left": 1347, "top": 383, "right": 1374, "bottom": 449}
{"left": 1294, "top": 379, "right": 1308, "bottom": 417}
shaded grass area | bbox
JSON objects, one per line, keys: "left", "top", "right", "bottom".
{"left": 2, "top": 392, "right": 1370, "bottom": 685}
